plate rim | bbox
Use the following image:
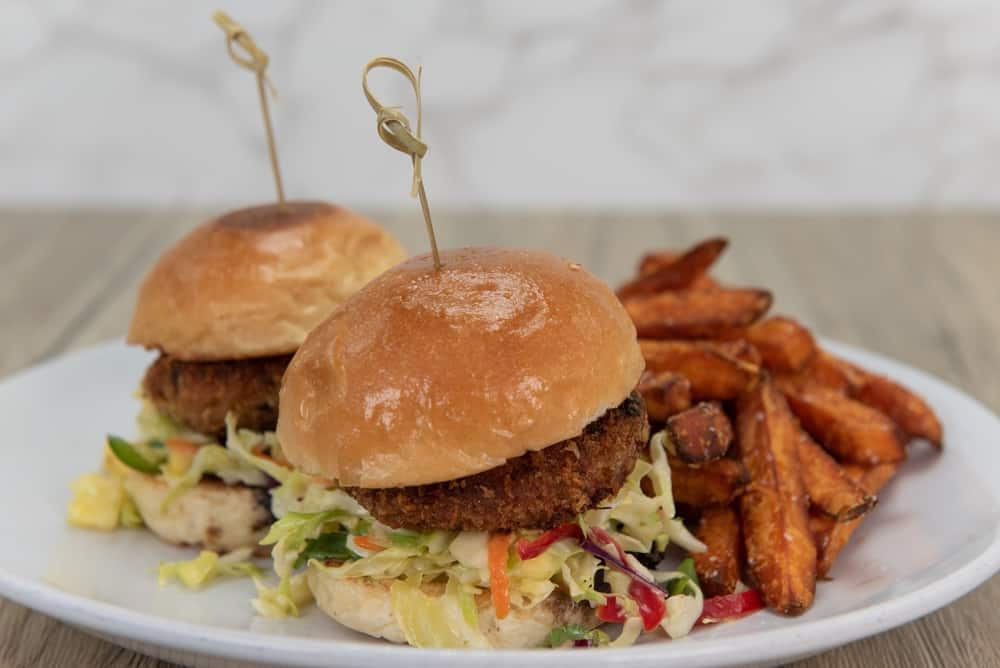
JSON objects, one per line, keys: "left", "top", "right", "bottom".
{"left": 2, "top": 338, "right": 999, "bottom": 667}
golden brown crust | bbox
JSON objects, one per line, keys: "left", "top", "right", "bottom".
{"left": 736, "top": 377, "right": 816, "bottom": 615}
{"left": 127, "top": 202, "right": 407, "bottom": 360}
{"left": 345, "top": 393, "right": 648, "bottom": 531}
{"left": 277, "top": 247, "right": 646, "bottom": 488}
{"left": 692, "top": 505, "right": 742, "bottom": 598}
{"left": 141, "top": 353, "right": 291, "bottom": 437}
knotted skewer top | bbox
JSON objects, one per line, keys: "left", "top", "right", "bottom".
{"left": 213, "top": 10, "right": 286, "bottom": 206}
{"left": 362, "top": 57, "right": 440, "bottom": 269}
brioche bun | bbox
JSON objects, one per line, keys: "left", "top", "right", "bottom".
{"left": 307, "top": 566, "right": 597, "bottom": 648}
{"left": 127, "top": 202, "right": 407, "bottom": 361}
{"left": 278, "top": 247, "right": 644, "bottom": 488}
{"left": 123, "top": 473, "right": 271, "bottom": 555}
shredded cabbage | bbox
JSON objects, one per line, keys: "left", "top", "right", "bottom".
{"left": 389, "top": 577, "right": 491, "bottom": 648}
{"left": 609, "top": 618, "right": 646, "bottom": 647}
{"left": 601, "top": 557, "right": 707, "bottom": 640}
{"left": 252, "top": 428, "right": 706, "bottom": 647}
{"left": 269, "top": 473, "right": 367, "bottom": 521}
{"left": 663, "top": 593, "right": 703, "bottom": 639}
{"left": 72, "top": 405, "right": 284, "bottom": 538}
{"left": 130, "top": 409, "right": 282, "bottom": 511}
{"left": 252, "top": 572, "right": 313, "bottom": 618}
{"left": 148, "top": 411, "right": 285, "bottom": 510}
{"left": 67, "top": 473, "right": 125, "bottom": 530}
{"left": 104, "top": 432, "right": 271, "bottom": 511}
{"left": 136, "top": 400, "right": 208, "bottom": 444}
{"left": 262, "top": 511, "right": 344, "bottom": 574}
{"left": 662, "top": 512, "right": 707, "bottom": 553}
{"left": 160, "top": 444, "right": 269, "bottom": 509}
{"left": 584, "top": 430, "right": 687, "bottom": 555}
{"left": 119, "top": 494, "right": 144, "bottom": 528}
{"left": 252, "top": 505, "right": 372, "bottom": 617}
{"left": 224, "top": 413, "right": 291, "bottom": 483}
{"left": 158, "top": 548, "right": 261, "bottom": 590}
{"left": 557, "top": 551, "right": 605, "bottom": 605}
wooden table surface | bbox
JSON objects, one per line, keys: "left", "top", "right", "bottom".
{"left": 1, "top": 210, "right": 997, "bottom": 668}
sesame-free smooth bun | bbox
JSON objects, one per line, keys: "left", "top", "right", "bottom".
{"left": 278, "top": 247, "right": 645, "bottom": 488}
{"left": 127, "top": 202, "right": 407, "bottom": 361}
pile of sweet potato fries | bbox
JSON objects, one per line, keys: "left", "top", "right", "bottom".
{"left": 620, "top": 238, "right": 943, "bottom": 615}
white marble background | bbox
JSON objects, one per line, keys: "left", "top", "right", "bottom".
{"left": 2, "top": 0, "right": 999, "bottom": 209}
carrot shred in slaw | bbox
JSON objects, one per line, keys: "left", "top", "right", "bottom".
{"left": 354, "top": 535, "right": 386, "bottom": 552}
{"left": 488, "top": 532, "right": 512, "bottom": 619}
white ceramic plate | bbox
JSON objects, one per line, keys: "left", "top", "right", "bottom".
{"left": 1, "top": 340, "right": 998, "bottom": 668}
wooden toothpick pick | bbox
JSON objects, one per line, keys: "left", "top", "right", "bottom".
{"left": 213, "top": 10, "right": 286, "bottom": 206}
{"left": 362, "top": 57, "right": 441, "bottom": 269}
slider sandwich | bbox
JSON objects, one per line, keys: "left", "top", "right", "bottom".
{"left": 68, "top": 202, "right": 406, "bottom": 554}
{"left": 253, "top": 247, "right": 706, "bottom": 647}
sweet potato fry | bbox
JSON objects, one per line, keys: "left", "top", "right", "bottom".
{"left": 638, "top": 251, "right": 722, "bottom": 290}
{"left": 641, "top": 339, "right": 752, "bottom": 368}
{"left": 624, "top": 288, "right": 773, "bottom": 339}
{"left": 640, "top": 339, "right": 761, "bottom": 400}
{"left": 807, "top": 514, "right": 834, "bottom": 570}
{"left": 692, "top": 505, "right": 742, "bottom": 597}
{"left": 737, "top": 377, "right": 816, "bottom": 615}
{"left": 617, "top": 238, "right": 727, "bottom": 300}
{"left": 639, "top": 249, "right": 677, "bottom": 276}
{"left": 637, "top": 370, "right": 692, "bottom": 422}
{"left": 782, "top": 381, "right": 906, "bottom": 465}
{"left": 665, "top": 402, "right": 733, "bottom": 464}
{"left": 789, "top": 350, "right": 943, "bottom": 446}
{"left": 852, "top": 372, "right": 943, "bottom": 446}
{"left": 668, "top": 455, "right": 749, "bottom": 507}
{"left": 811, "top": 463, "right": 899, "bottom": 577}
{"left": 781, "top": 349, "right": 858, "bottom": 394}
{"left": 719, "top": 338, "right": 764, "bottom": 367}
{"left": 798, "top": 431, "right": 875, "bottom": 521}
{"left": 726, "top": 316, "right": 817, "bottom": 373}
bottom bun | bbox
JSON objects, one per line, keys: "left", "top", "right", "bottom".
{"left": 307, "top": 565, "right": 598, "bottom": 648}
{"left": 124, "top": 473, "right": 272, "bottom": 555}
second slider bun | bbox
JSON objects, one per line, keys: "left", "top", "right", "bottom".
{"left": 128, "top": 201, "right": 407, "bottom": 361}
{"left": 278, "top": 246, "right": 645, "bottom": 488}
